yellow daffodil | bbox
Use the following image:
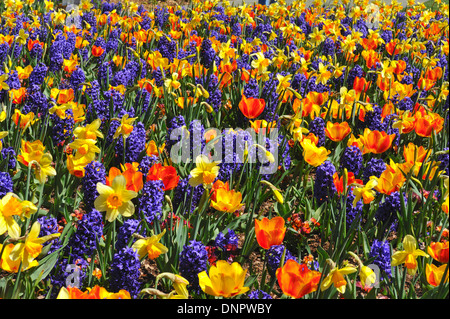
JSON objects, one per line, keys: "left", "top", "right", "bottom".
{"left": 68, "top": 138, "right": 101, "bottom": 163}
{"left": 348, "top": 252, "right": 377, "bottom": 290}
{"left": 0, "top": 193, "right": 37, "bottom": 239}
{"left": 9, "top": 221, "right": 60, "bottom": 271}
{"left": 73, "top": 119, "right": 104, "bottom": 140}
{"left": 113, "top": 114, "right": 137, "bottom": 140}
{"left": 321, "top": 259, "right": 357, "bottom": 294}
{"left": 198, "top": 260, "right": 249, "bottom": 298}
{"left": 188, "top": 155, "right": 220, "bottom": 188}
{"left": 391, "top": 235, "right": 429, "bottom": 275}
{"left": 94, "top": 175, "right": 138, "bottom": 222}
{"left": 352, "top": 176, "right": 378, "bottom": 207}
{"left": 132, "top": 229, "right": 168, "bottom": 260}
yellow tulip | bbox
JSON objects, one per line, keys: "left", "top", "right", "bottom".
{"left": 198, "top": 260, "right": 249, "bottom": 298}
{"left": 300, "top": 138, "right": 330, "bottom": 167}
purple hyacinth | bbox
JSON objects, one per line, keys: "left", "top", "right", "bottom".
{"left": 1, "top": 147, "right": 16, "bottom": 170}
{"left": 369, "top": 239, "right": 392, "bottom": 279}
{"left": 179, "top": 240, "right": 209, "bottom": 294}
{"left": 139, "top": 179, "right": 165, "bottom": 225}
{"left": 375, "top": 192, "right": 404, "bottom": 231}
{"left": 116, "top": 219, "right": 143, "bottom": 251}
{"left": 314, "top": 161, "right": 337, "bottom": 205}
{"left": 0, "top": 171, "right": 13, "bottom": 198}
{"left": 81, "top": 160, "right": 106, "bottom": 211}
{"left": 109, "top": 247, "right": 142, "bottom": 298}
{"left": 308, "top": 117, "right": 326, "bottom": 147}
{"left": 172, "top": 176, "right": 204, "bottom": 214}
{"left": 340, "top": 145, "right": 363, "bottom": 175}
{"left": 363, "top": 158, "right": 386, "bottom": 183}
{"left": 267, "top": 244, "right": 297, "bottom": 276}
{"left": 37, "top": 215, "right": 62, "bottom": 255}
{"left": 248, "top": 290, "right": 273, "bottom": 299}
{"left": 66, "top": 209, "right": 103, "bottom": 261}
{"left": 51, "top": 109, "right": 74, "bottom": 146}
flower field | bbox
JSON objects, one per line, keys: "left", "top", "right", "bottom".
{"left": 0, "top": 0, "right": 448, "bottom": 300}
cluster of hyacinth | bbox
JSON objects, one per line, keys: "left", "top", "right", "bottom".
{"left": 0, "top": 0, "right": 448, "bottom": 301}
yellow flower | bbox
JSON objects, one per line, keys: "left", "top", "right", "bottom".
{"left": 0, "top": 193, "right": 37, "bottom": 235}
{"left": 153, "top": 273, "right": 190, "bottom": 299}
{"left": 113, "top": 114, "right": 137, "bottom": 140}
{"left": 321, "top": 259, "right": 357, "bottom": 294}
{"left": 210, "top": 188, "right": 244, "bottom": 213}
{"left": 9, "top": 221, "right": 60, "bottom": 271}
{"left": 352, "top": 176, "right": 378, "bottom": 207}
{"left": 391, "top": 235, "right": 429, "bottom": 276}
{"left": 68, "top": 138, "right": 101, "bottom": 163}
{"left": 188, "top": 155, "right": 220, "bottom": 188}
{"left": 0, "top": 193, "right": 27, "bottom": 239}
{"left": 164, "top": 72, "right": 181, "bottom": 92}
{"left": 198, "top": 260, "right": 250, "bottom": 298}
{"left": 34, "top": 152, "right": 57, "bottom": 184}
{"left": 73, "top": 119, "right": 104, "bottom": 140}
{"left": 94, "top": 175, "right": 138, "bottom": 222}
{"left": 132, "top": 229, "right": 168, "bottom": 260}
{"left": 300, "top": 138, "right": 330, "bottom": 167}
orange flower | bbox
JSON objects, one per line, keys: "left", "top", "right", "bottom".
{"left": 238, "top": 95, "right": 265, "bottom": 119}
{"left": 9, "top": 87, "right": 27, "bottom": 105}
{"left": 427, "top": 241, "right": 449, "bottom": 264}
{"left": 353, "top": 77, "right": 371, "bottom": 98}
{"left": 255, "top": 216, "right": 286, "bottom": 249}
{"left": 146, "top": 163, "right": 179, "bottom": 191}
{"left": 27, "top": 39, "right": 44, "bottom": 52}
{"left": 426, "top": 264, "right": 449, "bottom": 287}
{"left": 360, "top": 128, "right": 396, "bottom": 154}
{"left": 324, "top": 121, "right": 351, "bottom": 142}
{"left": 403, "top": 142, "right": 429, "bottom": 164}
{"left": 333, "top": 171, "right": 363, "bottom": 195}
{"left": 276, "top": 259, "right": 321, "bottom": 299}
{"left": 414, "top": 112, "right": 444, "bottom": 138}
{"left": 210, "top": 180, "right": 230, "bottom": 202}
{"left": 106, "top": 163, "right": 144, "bottom": 192}
{"left": 374, "top": 161, "right": 406, "bottom": 195}
{"left": 91, "top": 45, "right": 105, "bottom": 57}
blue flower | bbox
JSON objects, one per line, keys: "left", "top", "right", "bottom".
{"left": 179, "top": 240, "right": 208, "bottom": 294}
{"left": 110, "top": 247, "right": 141, "bottom": 298}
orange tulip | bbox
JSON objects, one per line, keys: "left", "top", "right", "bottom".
{"left": 325, "top": 121, "right": 351, "bottom": 142}
{"left": 255, "top": 216, "right": 286, "bottom": 249}
{"left": 91, "top": 45, "right": 105, "bottom": 57}
{"left": 414, "top": 112, "right": 444, "bottom": 138}
{"left": 426, "top": 263, "right": 449, "bottom": 287}
{"left": 353, "top": 77, "right": 371, "bottom": 98}
{"left": 360, "top": 128, "right": 396, "bottom": 154}
{"left": 374, "top": 161, "right": 406, "bottom": 195}
{"left": 9, "top": 87, "right": 27, "bottom": 105}
{"left": 427, "top": 241, "right": 449, "bottom": 264}
{"left": 106, "top": 163, "right": 144, "bottom": 192}
{"left": 146, "top": 163, "right": 179, "bottom": 191}
{"left": 238, "top": 95, "right": 265, "bottom": 119}
{"left": 333, "top": 171, "right": 363, "bottom": 195}
{"left": 276, "top": 259, "right": 322, "bottom": 299}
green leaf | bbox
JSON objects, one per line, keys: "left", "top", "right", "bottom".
{"left": 30, "top": 246, "right": 64, "bottom": 282}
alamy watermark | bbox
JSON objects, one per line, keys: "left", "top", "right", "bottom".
{"left": 169, "top": 125, "right": 280, "bottom": 175}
